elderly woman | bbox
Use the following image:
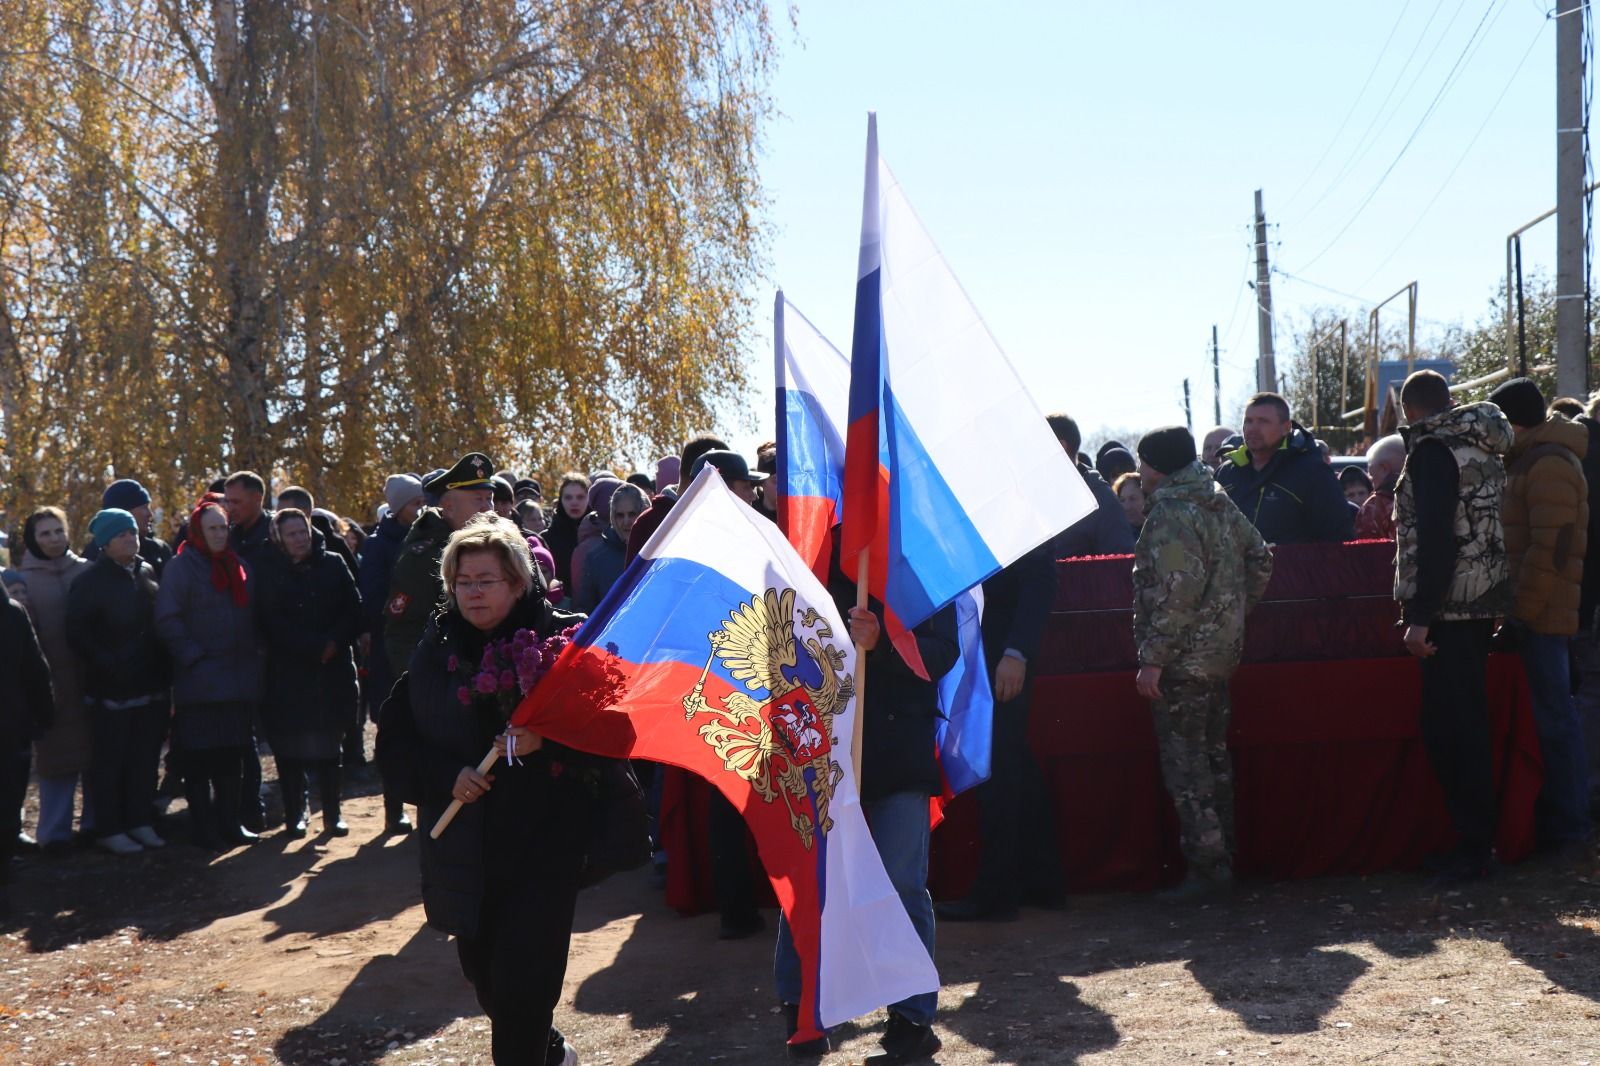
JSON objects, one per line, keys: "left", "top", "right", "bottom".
{"left": 154, "top": 495, "right": 265, "bottom": 849}
{"left": 18, "top": 507, "right": 93, "bottom": 852}
{"left": 576, "top": 482, "right": 645, "bottom": 613}
{"left": 66, "top": 509, "right": 171, "bottom": 854}
{"left": 378, "top": 513, "right": 588, "bottom": 1066}
{"left": 256, "top": 509, "right": 363, "bottom": 838}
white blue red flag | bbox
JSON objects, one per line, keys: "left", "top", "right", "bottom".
{"left": 841, "top": 113, "right": 1096, "bottom": 676}
{"left": 514, "top": 467, "right": 940, "bottom": 1044}
{"left": 776, "top": 289, "right": 992, "bottom": 811}
{"left": 775, "top": 291, "right": 850, "bottom": 581}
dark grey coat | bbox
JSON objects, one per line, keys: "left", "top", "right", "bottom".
{"left": 154, "top": 546, "right": 264, "bottom": 708}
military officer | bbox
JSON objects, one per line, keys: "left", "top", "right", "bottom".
{"left": 383, "top": 452, "right": 498, "bottom": 676}
{"left": 1131, "top": 426, "right": 1273, "bottom": 898}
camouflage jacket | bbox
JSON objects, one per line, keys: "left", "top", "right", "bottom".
{"left": 382, "top": 507, "right": 454, "bottom": 676}
{"left": 1133, "top": 461, "right": 1274, "bottom": 681}
{"left": 1393, "top": 402, "right": 1512, "bottom": 623}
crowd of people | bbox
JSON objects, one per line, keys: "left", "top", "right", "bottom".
{"left": 1, "top": 373, "right": 1598, "bottom": 1064}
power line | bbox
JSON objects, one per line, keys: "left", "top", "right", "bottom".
{"left": 1356, "top": 19, "right": 1548, "bottom": 288}
{"left": 1291, "top": 0, "right": 1460, "bottom": 228}
{"left": 1293, "top": 0, "right": 1506, "bottom": 274}
{"left": 1280, "top": 0, "right": 1419, "bottom": 215}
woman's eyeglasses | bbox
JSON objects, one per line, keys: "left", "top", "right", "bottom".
{"left": 455, "top": 578, "right": 505, "bottom": 595}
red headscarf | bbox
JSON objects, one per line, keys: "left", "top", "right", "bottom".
{"left": 177, "top": 494, "right": 249, "bottom": 607}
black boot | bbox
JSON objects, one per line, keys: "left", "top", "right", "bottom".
{"left": 280, "top": 759, "right": 308, "bottom": 839}
{"left": 214, "top": 756, "right": 259, "bottom": 846}
{"left": 184, "top": 777, "right": 219, "bottom": 850}
{"left": 319, "top": 762, "right": 348, "bottom": 837}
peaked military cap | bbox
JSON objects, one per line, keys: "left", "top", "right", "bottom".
{"left": 423, "top": 452, "right": 497, "bottom": 493}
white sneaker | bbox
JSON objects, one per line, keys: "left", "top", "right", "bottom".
{"left": 96, "top": 832, "right": 143, "bottom": 855}
{"left": 128, "top": 826, "right": 166, "bottom": 849}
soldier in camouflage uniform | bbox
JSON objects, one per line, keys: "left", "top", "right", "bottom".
{"left": 1131, "top": 427, "right": 1273, "bottom": 895}
{"left": 383, "top": 453, "right": 498, "bottom": 677}
{"left": 1394, "top": 371, "right": 1513, "bottom": 884}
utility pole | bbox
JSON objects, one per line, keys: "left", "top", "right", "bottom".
{"left": 1556, "top": 1, "right": 1590, "bottom": 397}
{"left": 1212, "top": 324, "right": 1222, "bottom": 425}
{"left": 1254, "top": 189, "right": 1277, "bottom": 394}
{"left": 1183, "top": 378, "right": 1193, "bottom": 432}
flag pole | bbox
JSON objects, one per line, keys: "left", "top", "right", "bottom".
{"left": 429, "top": 746, "right": 502, "bottom": 839}
{"left": 851, "top": 550, "right": 869, "bottom": 791}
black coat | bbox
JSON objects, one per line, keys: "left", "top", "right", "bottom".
{"left": 1216, "top": 424, "right": 1354, "bottom": 544}
{"left": 0, "top": 592, "right": 53, "bottom": 755}
{"left": 378, "top": 592, "right": 593, "bottom": 939}
{"left": 358, "top": 513, "right": 410, "bottom": 701}
{"left": 981, "top": 541, "right": 1058, "bottom": 667}
{"left": 255, "top": 533, "right": 363, "bottom": 761}
{"left": 1576, "top": 415, "right": 1600, "bottom": 630}
{"left": 64, "top": 555, "right": 170, "bottom": 701}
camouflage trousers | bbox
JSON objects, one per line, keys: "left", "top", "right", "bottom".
{"left": 1149, "top": 677, "right": 1235, "bottom": 878}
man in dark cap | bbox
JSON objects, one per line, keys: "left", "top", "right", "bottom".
{"left": 1487, "top": 376, "right": 1592, "bottom": 855}
{"left": 490, "top": 476, "right": 517, "bottom": 520}
{"left": 383, "top": 453, "right": 498, "bottom": 676}
{"left": 84, "top": 479, "right": 174, "bottom": 577}
{"left": 1132, "top": 426, "right": 1273, "bottom": 898}
{"left": 690, "top": 450, "right": 768, "bottom": 508}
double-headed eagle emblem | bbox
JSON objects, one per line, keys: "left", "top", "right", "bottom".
{"left": 682, "top": 588, "right": 854, "bottom": 850}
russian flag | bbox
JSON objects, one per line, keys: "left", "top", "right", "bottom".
{"left": 775, "top": 291, "right": 849, "bottom": 582}
{"left": 513, "top": 467, "right": 939, "bottom": 1045}
{"left": 841, "top": 113, "right": 1096, "bottom": 675}
{"left": 776, "top": 289, "right": 992, "bottom": 813}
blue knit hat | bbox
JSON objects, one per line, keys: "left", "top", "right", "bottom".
{"left": 102, "top": 478, "right": 151, "bottom": 511}
{"left": 88, "top": 508, "right": 138, "bottom": 549}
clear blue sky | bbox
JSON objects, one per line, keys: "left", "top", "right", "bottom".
{"left": 722, "top": 0, "right": 1572, "bottom": 455}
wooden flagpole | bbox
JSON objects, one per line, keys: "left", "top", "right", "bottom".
{"left": 430, "top": 746, "right": 502, "bottom": 839}
{"left": 850, "top": 550, "right": 869, "bottom": 792}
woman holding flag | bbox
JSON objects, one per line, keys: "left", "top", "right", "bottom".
{"left": 377, "top": 514, "right": 589, "bottom": 1066}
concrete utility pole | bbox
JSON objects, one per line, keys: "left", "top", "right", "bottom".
{"left": 1212, "top": 324, "right": 1222, "bottom": 425}
{"left": 1254, "top": 189, "right": 1277, "bottom": 394}
{"left": 1556, "top": 1, "right": 1590, "bottom": 397}
{"left": 1184, "top": 378, "right": 1193, "bottom": 432}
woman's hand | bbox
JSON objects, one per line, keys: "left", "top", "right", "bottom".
{"left": 499, "top": 725, "right": 544, "bottom": 758}
{"left": 847, "top": 606, "right": 881, "bottom": 651}
{"left": 453, "top": 766, "right": 495, "bottom": 804}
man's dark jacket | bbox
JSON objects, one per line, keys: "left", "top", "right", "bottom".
{"left": 64, "top": 555, "right": 171, "bottom": 701}
{"left": 1, "top": 592, "right": 54, "bottom": 753}
{"left": 981, "top": 541, "right": 1058, "bottom": 667}
{"left": 1057, "top": 460, "right": 1135, "bottom": 557}
{"left": 1217, "top": 424, "right": 1354, "bottom": 544}
{"left": 1576, "top": 415, "right": 1600, "bottom": 630}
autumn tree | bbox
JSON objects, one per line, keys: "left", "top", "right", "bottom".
{"left": 0, "top": 0, "right": 776, "bottom": 533}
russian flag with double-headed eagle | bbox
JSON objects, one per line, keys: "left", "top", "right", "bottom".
{"left": 842, "top": 113, "right": 1097, "bottom": 676}
{"left": 512, "top": 467, "right": 939, "bottom": 1045}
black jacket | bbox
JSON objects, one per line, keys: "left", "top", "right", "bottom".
{"left": 1216, "top": 424, "right": 1354, "bottom": 544}
{"left": 229, "top": 511, "right": 275, "bottom": 567}
{"left": 255, "top": 532, "right": 363, "bottom": 760}
{"left": 981, "top": 541, "right": 1058, "bottom": 667}
{"left": 378, "top": 592, "right": 592, "bottom": 939}
{"left": 1, "top": 592, "right": 54, "bottom": 753}
{"left": 1057, "top": 460, "right": 1136, "bottom": 557}
{"left": 64, "top": 555, "right": 171, "bottom": 701}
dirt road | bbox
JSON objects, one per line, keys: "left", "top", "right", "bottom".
{"left": 4, "top": 786, "right": 1600, "bottom": 1064}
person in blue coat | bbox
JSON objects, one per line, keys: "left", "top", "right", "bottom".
{"left": 1216, "top": 393, "right": 1354, "bottom": 544}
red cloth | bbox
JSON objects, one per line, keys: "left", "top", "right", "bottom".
{"left": 179, "top": 497, "right": 249, "bottom": 607}
{"left": 659, "top": 543, "right": 1543, "bottom": 912}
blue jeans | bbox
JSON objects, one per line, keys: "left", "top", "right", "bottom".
{"left": 774, "top": 790, "right": 937, "bottom": 1028}
{"left": 1519, "top": 629, "right": 1592, "bottom": 844}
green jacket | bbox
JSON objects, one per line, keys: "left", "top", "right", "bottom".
{"left": 383, "top": 508, "right": 455, "bottom": 676}
{"left": 1133, "top": 461, "right": 1274, "bottom": 681}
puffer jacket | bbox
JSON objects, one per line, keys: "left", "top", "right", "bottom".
{"left": 1133, "top": 461, "right": 1274, "bottom": 681}
{"left": 1503, "top": 413, "right": 1590, "bottom": 634}
{"left": 1217, "top": 423, "right": 1354, "bottom": 544}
